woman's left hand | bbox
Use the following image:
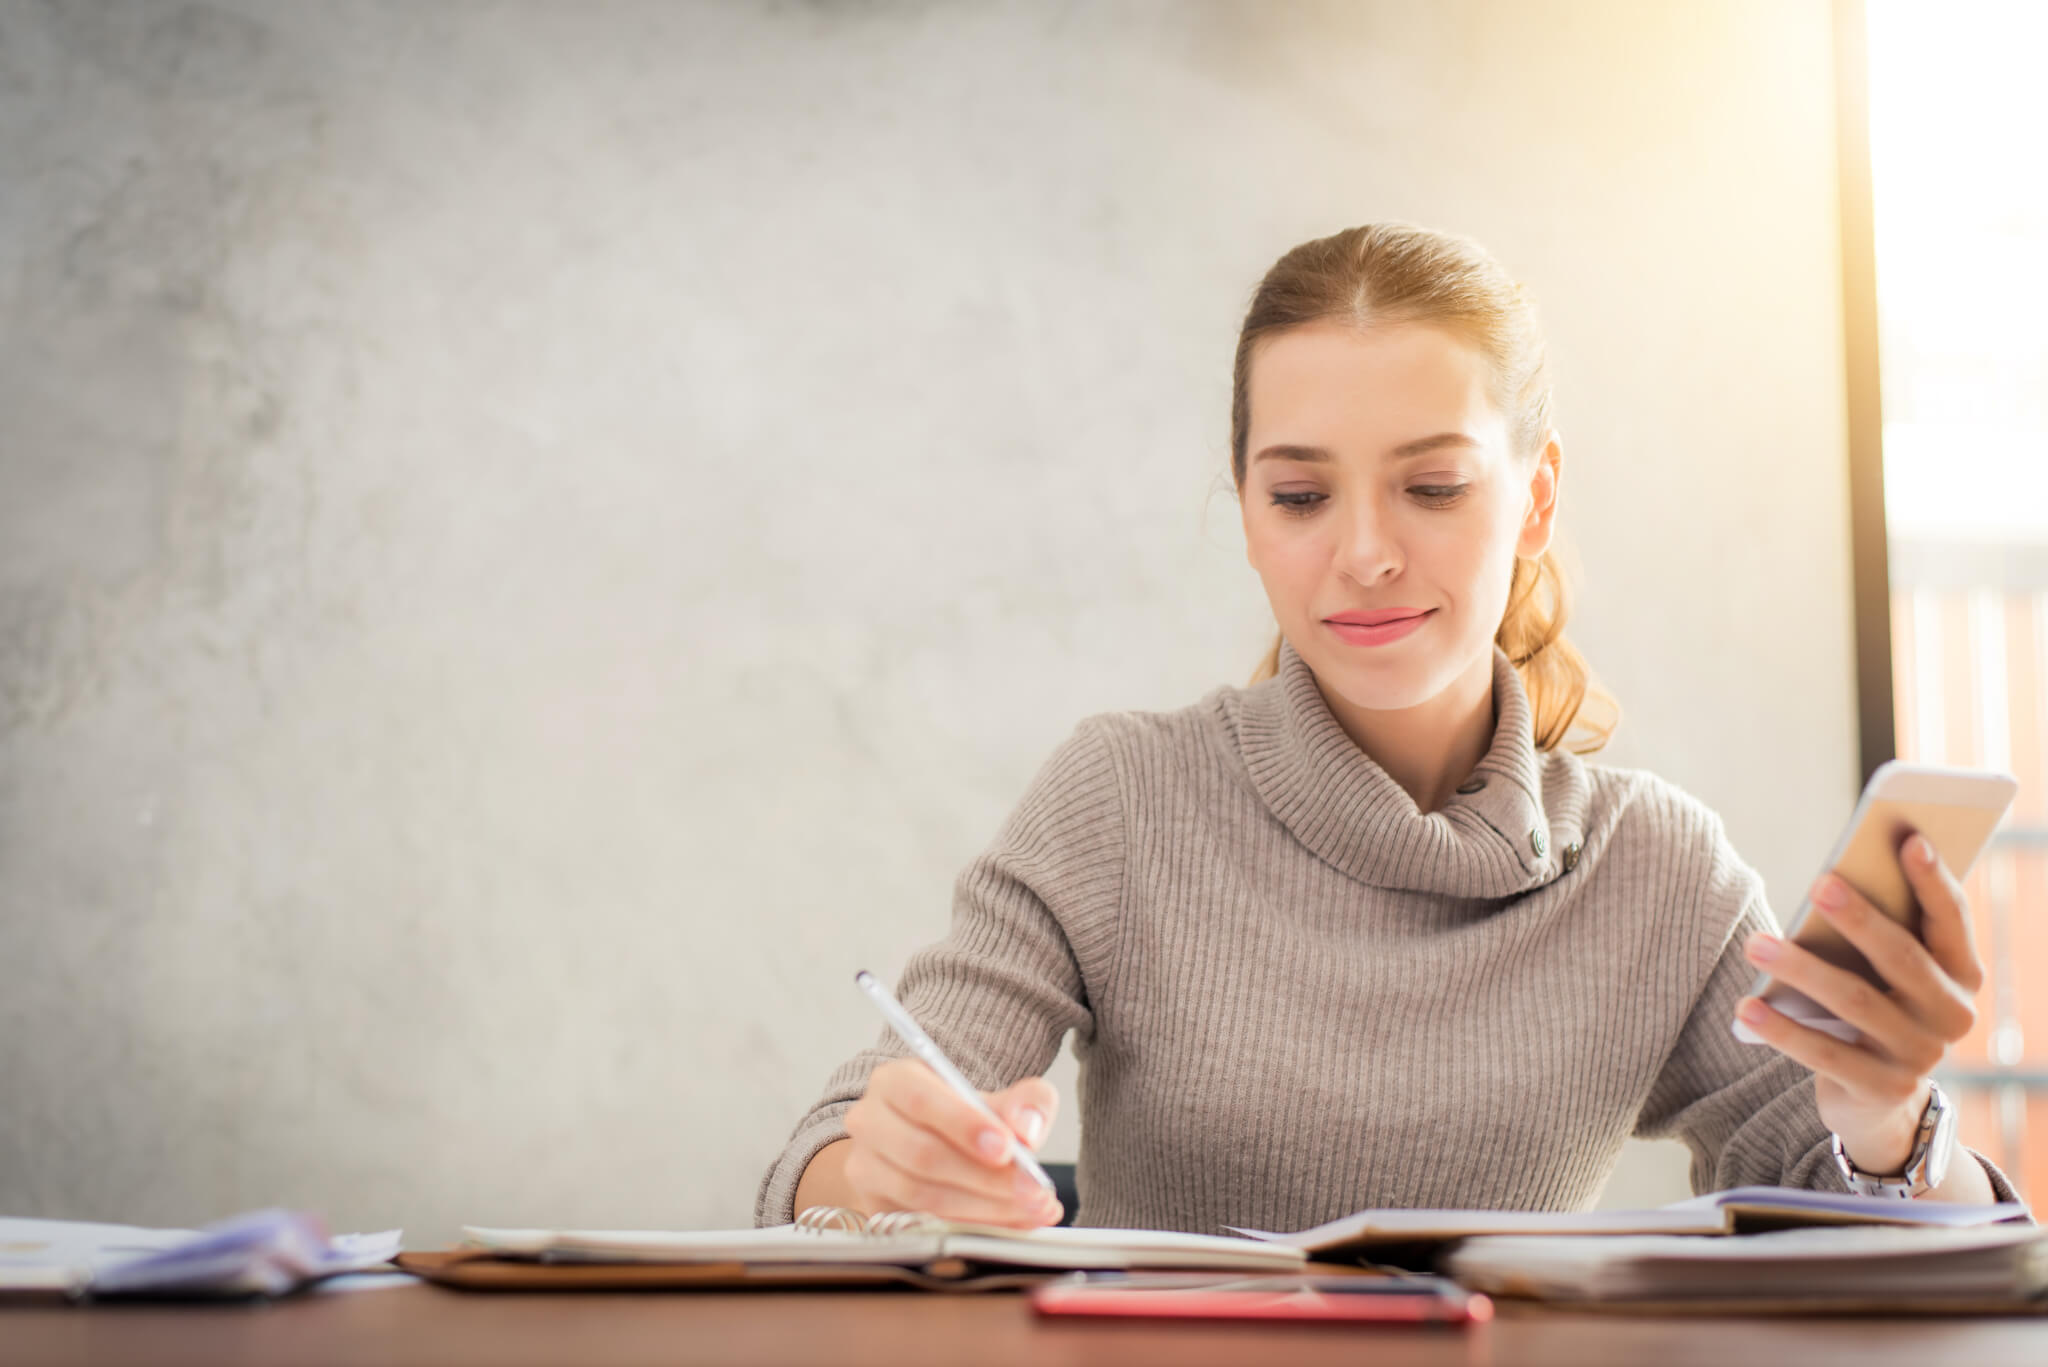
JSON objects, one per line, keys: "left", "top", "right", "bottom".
{"left": 1734, "top": 831, "right": 1983, "bottom": 1176}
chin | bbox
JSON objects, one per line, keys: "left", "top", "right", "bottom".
{"left": 1299, "top": 623, "right": 1481, "bottom": 713}
{"left": 1319, "top": 670, "right": 1443, "bottom": 714}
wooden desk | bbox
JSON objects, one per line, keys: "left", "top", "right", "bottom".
{"left": 5, "top": 1284, "right": 2048, "bottom": 1367}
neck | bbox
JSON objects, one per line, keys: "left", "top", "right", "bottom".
{"left": 1310, "top": 649, "right": 1498, "bottom": 814}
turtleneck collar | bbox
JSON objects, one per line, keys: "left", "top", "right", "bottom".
{"left": 1235, "top": 634, "right": 1589, "bottom": 898}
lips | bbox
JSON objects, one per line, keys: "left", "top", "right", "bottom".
{"left": 1325, "top": 609, "right": 1432, "bottom": 626}
{"left": 1323, "top": 608, "right": 1437, "bottom": 648}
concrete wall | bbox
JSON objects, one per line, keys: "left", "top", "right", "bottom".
{"left": 0, "top": 0, "right": 1852, "bottom": 1244}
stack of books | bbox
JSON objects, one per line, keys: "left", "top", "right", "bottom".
{"left": 1226, "top": 1186, "right": 2044, "bottom": 1313}
{"left": 1441, "top": 1222, "right": 2047, "bottom": 1310}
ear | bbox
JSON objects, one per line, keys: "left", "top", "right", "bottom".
{"left": 1516, "top": 430, "right": 1562, "bottom": 559}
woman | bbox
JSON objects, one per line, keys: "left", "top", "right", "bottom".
{"left": 754, "top": 223, "right": 2022, "bottom": 1234}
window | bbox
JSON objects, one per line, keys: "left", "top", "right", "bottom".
{"left": 1853, "top": 0, "right": 2048, "bottom": 1197}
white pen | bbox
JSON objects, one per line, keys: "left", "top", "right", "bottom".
{"left": 853, "top": 969, "right": 1059, "bottom": 1198}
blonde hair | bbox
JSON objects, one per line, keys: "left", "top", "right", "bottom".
{"left": 1232, "top": 222, "right": 1617, "bottom": 753}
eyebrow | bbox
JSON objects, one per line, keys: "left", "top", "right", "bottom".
{"left": 1250, "top": 432, "right": 1481, "bottom": 466}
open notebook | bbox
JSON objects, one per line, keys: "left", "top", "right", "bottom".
{"left": 1228, "top": 1185, "right": 2034, "bottom": 1259}
{"left": 1443, "top": 1222, "right": 2048, "bottom": 1307}
{"left": 460, "top": 1208, "right": 1309, "bottom": 1274}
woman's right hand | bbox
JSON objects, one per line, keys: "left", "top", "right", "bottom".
{"left": 838, "top": 1057, "right": 1062, "bottom": 1228}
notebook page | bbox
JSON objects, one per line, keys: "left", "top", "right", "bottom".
{"left": 938, "top": 1225, "right": 1308, "bottom": 1272}
{"left": 459, "top": 1221, "right": 1306, "bottom": 1271}
{"left": 1228, "top": 1206, "right": 1725, "bottom": 1252}
{"left": 459, "top": 1226, "right": 947, "bottom": 1266}
{"left": 1667, "top": 1184, "right": 2033, "bottom": 1227}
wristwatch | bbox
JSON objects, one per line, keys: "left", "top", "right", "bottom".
{"left": 1830, "top": 1079, "right": 1957, "bottom": 1198}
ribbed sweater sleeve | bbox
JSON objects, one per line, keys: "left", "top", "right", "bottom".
{"left": 752, "top": 717, "right": 1125, "bottom": 1226}
{"left": 1634, "top": 815, "right": 2027, "bottom": 1209}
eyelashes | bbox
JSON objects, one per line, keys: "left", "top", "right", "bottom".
{"left": 1269, "top": 486, "right": 1470, "bottom": 516}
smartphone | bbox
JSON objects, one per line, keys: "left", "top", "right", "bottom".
{"left": 1028, "top": 1270, "right": 1491, "bottom": 1325}
{"left": 1730, "top": 761, "right": 2017, "bottom": 1047}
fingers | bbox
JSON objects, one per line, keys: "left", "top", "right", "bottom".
{"left": 1734, "top": 996, "right": 1926, "bottom": 1107}
{"left": 1806, "top": 871, "right": 1977, "bottom": 1041}
{"left": 842, "top": 1059, "right": 1063, "bottom": 1228}
{"left": 1742, "top": 932, "right": 1941, "bottom": 1075}
{"left": 991, "top": 1076, "right": 1058, "bottom": 1151}
{"left": 1739, "top": 840, "right": 1988, "bottom": 1107}
{"left": 843, "top": 1093, "right": 1058, "bottom": 1223}
{"left": 874, "top": 1058, "right": 1022, "bottom": 1169}
{"left": 844, "top": 1144, "right": 1060, "bottom": 1226}
{"left": 1898, "top": 831, "right": 1986, "bottom": 993}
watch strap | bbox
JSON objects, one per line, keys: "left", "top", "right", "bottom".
{"left": 1830, "top": 1080, "right": 1954, "bottom": 1198}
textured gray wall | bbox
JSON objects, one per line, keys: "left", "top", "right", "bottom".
{"left": 1, "top": 1, "right": 1850, "bottom": 1244}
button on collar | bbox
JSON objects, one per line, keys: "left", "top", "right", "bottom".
{"left": 1530, "top": 828, "right": 1548, "bottom": 858}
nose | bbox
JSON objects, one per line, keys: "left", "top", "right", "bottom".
{"left": 1334, "top": 494, "right": 1402, "bottom": 587}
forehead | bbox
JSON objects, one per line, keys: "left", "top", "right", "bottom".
{"left": 1245, "top": 320, "right": 1502, "bottom": 447}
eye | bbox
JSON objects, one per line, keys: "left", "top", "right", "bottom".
{"left": 1410, "top": 484, "right": 1469, "bottom": 507}
{"left": 1269, "top": 491, "right": 1325, "bottom": 516}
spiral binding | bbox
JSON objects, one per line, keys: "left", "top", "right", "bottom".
{"left": 792, "top": 1207, "right": 948, "bottom": 1236}
{"left": 792, "top": 1206, "right": 866, "bottom": 1234}
{"left": 868, "top": 1210, "right": 948, "bottom": 1236}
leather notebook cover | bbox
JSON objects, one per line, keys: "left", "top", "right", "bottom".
{"left": 395, "top": 1250, "right": 1053, "bottom": 1293}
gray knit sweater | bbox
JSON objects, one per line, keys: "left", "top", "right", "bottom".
{"left": 756, "top": 637, "right": 2022, "bottom": 1231}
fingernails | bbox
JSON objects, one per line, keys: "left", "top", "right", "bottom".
{"left": 1746, "top": 933, "right": 1781, "bottom": 963}
{"left": 1910, "top": 835, "right": 1934, "bottom": 867}
{"left": 1017, "top": 1107, "right": 1047, "bottom": 1148}
{"left": 1812, "top": 876, "right": 1845, "bottom": 909}
{"left": 1737, "top": 997, "right": 1768, "bottom": 1023}
{"left": 977, "top": 1129, "right": 1006, "bottom": 1161}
